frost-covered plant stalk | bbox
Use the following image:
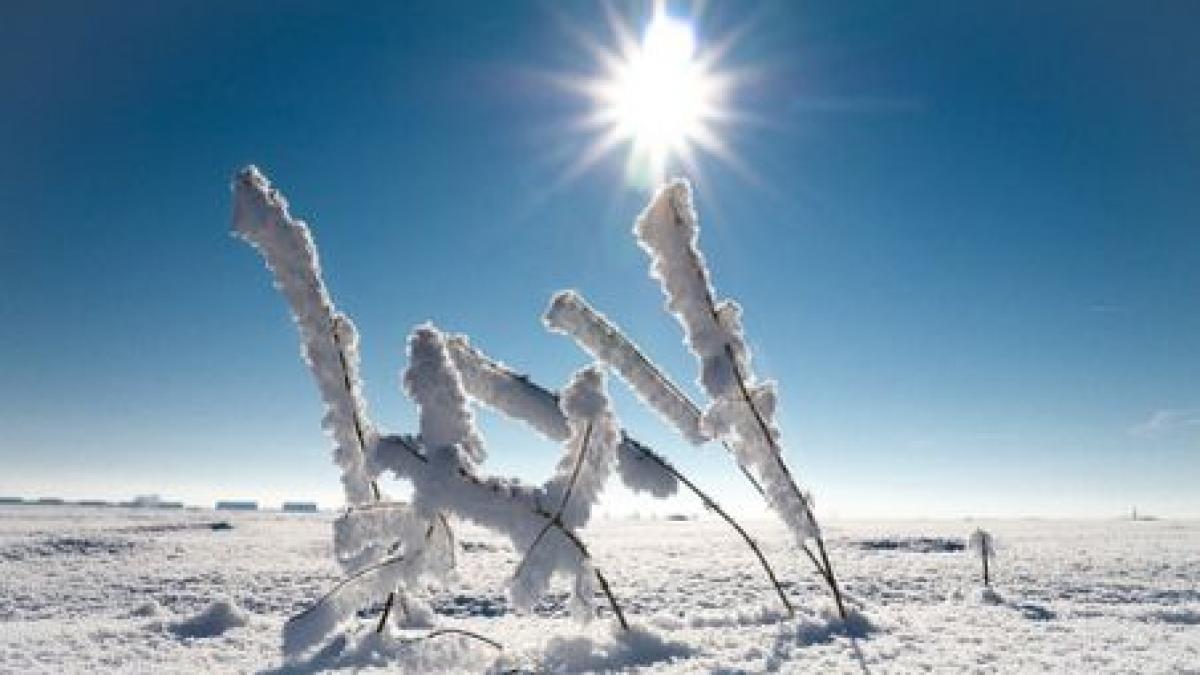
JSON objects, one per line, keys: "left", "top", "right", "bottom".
{"left": 448, "top": 334, "right": 794, "bottom": 615}
{"left": 235, "top": 165, "right": 850, "bottom": 663}
{"left": 550, "top": 180, "right": 849, "bottom": 620}
{"left": 235, "top": 169, "right": 630, "bottom": 659}
{"left": 969, "top": 528, "right": 996, "bottom": 586}
{"left": 231, "top": 166, "right": 377, "bottom": 505}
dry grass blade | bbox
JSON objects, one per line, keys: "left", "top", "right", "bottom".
{"left": 622, "top": 434, "right": 794, "bottom": 616}
{"left": 398, "top": 628, "right": 504, "bottom": 651}
{"left": 511, "top": 422, "right": 592, "bottom": 585}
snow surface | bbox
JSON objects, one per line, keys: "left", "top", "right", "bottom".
{"left": 2, "top": 505, "right": 1197, "bottom": 673}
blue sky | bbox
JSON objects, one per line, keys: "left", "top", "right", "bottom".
{"left": 2, "top": 1, "right": 1197, "bottom": 517}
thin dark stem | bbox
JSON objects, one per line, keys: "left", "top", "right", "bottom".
{"left": 328, "top": 314, "right": 381, "bottom": 502}
{"left": 593, "top": 568, "right": 629, "bottom": 631}
{"left": 435, "top": 511, "right": 457, "bottom": 569}
{"left": 569, "top": 299, "right": 767, "bottom": 499}
{"left": 557, "top": 422, "right": 593, "bottom": 514}
{"left": 512, "top": 422, "right": 592, "bottom": 585}
{"left": 623, "top": 434, "right": 793, "bottom": 616}
{"left": 725, "top": 342, "right": 848, "bottom": 621}
{"left": 375, "top": 592, "right": 395, "bottom": 633}
{"left": 511, "top": 520, "right": 556, "bottom": 582}
{"left": 665, "top": 200, "right": 848, "bottom": 622}
{"left": 399, "top": 628, "right": 504, "bottom": 651}
{"left": 287, "top": 553, "right": 407, "bottom": 624}
{"left": 376, "top": 517, "right": 445, "bottom": 631}
{"left": 812, "top": 525, "right": 848, "bottom": 620}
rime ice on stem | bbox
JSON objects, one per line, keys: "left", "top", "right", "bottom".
{"left": 544, "top": 290, "right": 708, "bottom": 445}
{"left": 449, "top": 332, "right": 795, "bottom": 614}
{"left": 396, "top": 325, "right": 622, "bottom": 621}
{"left": 231, "top": 166, "right": 375, "bottom": 505}
{"left": 634, "top": 179, "right": 848, "bottom": 620}
{"left": 448, "top": 334, "right": 678, "bottom": 499}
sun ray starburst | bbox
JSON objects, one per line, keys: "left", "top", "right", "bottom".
{"left": 565, "top": 4, "right": 738, "bottom": 188}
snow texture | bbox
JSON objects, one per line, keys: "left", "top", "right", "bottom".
{"left": 231, "top": 167, "right": 375, "bottom": 505}
{"left": 169, "top": 599, "right": 248, "bottom": 639}
{"left": 4, "top": 508, "right": 1197, "bottom": 673}
{"left": 332, "top": 504, "right": 425, "bottom": 574}
{"left": 544, "top": 290, "right": 709, "bottom": 445}
{"left": 634, "top": 179, "right": 819, "bottom": 542}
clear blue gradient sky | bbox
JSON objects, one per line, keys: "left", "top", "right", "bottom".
{"left": 2, "top": 1, "right": 1197, "bottom": 517}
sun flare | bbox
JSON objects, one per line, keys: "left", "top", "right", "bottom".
{"left": 607, "top": 14, "right": 711, "bottom": 176}
{"left": 572, "top": 7, "right": 733, "bottom": 187}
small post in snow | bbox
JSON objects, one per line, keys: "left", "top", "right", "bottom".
{"left": 969, "top": 528, "right": 996, "bottom": 586}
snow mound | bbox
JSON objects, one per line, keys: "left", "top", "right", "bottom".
{"left": 169, "top": 599, "right": 249, "bottom": 638}
{"left": 270, "top": 630, "right": 501, "bottom": 674}
{"left": 539, "top": 624, "right": 694, "bottom": 673}
{"left": 126, "top": 601, "right": 163, "bottom": 619}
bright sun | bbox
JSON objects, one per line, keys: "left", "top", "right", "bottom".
{"left": 608, "top": 13, "right": 710, "bottom": 176}
{"left": 575, "top": 7, "right": 730, "bottom": 186}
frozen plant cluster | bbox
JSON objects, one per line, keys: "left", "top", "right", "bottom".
{"left": 233, "top": 166, "right": 845, "bottom": 662}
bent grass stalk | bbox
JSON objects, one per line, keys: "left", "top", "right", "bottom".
{"left": 391, "top": 435, "right": 630, "bottom": 631}
{"left": 665, "top": 198, "right": 850, "bottom": 622}
{"left": 621, "top": 434, "right": 795, "bottom": 616}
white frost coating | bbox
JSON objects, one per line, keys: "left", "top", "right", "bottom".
{"left": 446, "top": 334, "right": 570, "bottom": 441}
{"left": 283, "top": 553, "right": 414, "bottom": 658}
{"left": 544, "top": 290, "right": 709, "bottom": 445}
{"left": 634, "top": 179, "right": 818, "bottom": 540}
{"left": 543, "top": 367, "right": 620, "bottom": 532}
{"left": 446, "top": 336, "right": 678, "bottom": 499}
{"left": 969, "top": 529, "right": 996, "bottom": 558}
{"left": 391, "top": 348, "right": 620, "bottom": 620}
{"left": 513, "top": 367, "right": 619, "bottom": 616}
{"left": 633, "top": 180, "right": 752, "bottom": 400}
{"left": 404, "top": 325, "right": 485, "bottom": 465}
{"left": 231, "top": 166, "right": 374, "bottom": 505}
{"left": 333, "top": 505, "right": 425, "bottom": 574}
{"left": 287, "top": 506, "right": 455, "bottom": 658}
{"left": 371, "top": 429, "right": 610, "bottom": 621}
{"left": 616, "top": 436, "right": 679, "bottom": 499}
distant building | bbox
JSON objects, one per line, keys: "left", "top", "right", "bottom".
{"left": 124, "top": 494, "right": 182, "bottom": 508}
{"left": 0, "top": 497, "right": 23, "bottom": 505}
{"left": 215, "top": 500, "right": 258, "bottom": 511}
{"left": 74, "top": 500, "right": 111, "bottom": 507}
{"left": 35, "top": 498, "right": 64, "bottom": 506}
{"left": 282, "top": 502, "right": 318, "bottom": 513}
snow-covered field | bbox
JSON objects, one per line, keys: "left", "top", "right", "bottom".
{"left": 1, "top": 506, "right": 1197, "bottom": 673}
